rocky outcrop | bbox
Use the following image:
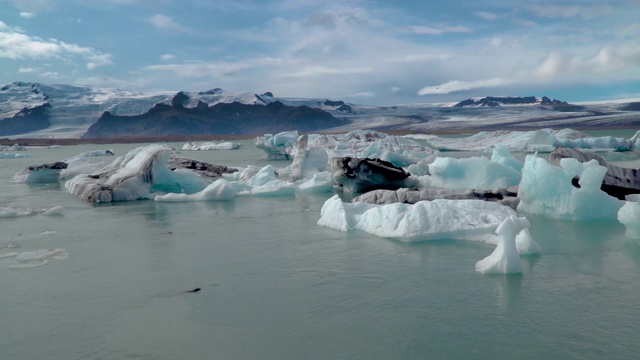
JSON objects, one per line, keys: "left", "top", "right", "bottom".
{"left": 454, "top": 96, "right": 538, "bottom": 107}
{"left": 82, "top": 101, "right": 344, "bottom": 139}
{"left": 166, "top": 157, "right": 238, "bottom": 179}
{"left": 331, "top": 157, "right": 417, "bottom": 193}
{"left": 0, "top": 103, "right": 51, "bottom": 136}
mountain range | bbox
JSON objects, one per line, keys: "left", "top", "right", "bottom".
{"left": 1, "top": 81, "right": 639, "bottom": 139}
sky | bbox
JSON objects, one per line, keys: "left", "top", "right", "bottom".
{"left": 1, "top": 0, "right": 639, "bottom": 105}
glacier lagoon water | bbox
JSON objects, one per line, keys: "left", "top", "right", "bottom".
{"left": 2, "top": 137, "right": 640, "bottom": 359}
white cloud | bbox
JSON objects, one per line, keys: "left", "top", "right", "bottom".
{"left": 390, "top": 86, "right": 400, "bottom": 93}
{"left": 282, "top": 65, "right": 373, "bottom": 78}
{"left": 148, "top": 14, "right": 192, "bottom": 34}
{"left": 0, "top": 21, "right": 112, "bottom": 69}
{"left": 161, "top": 54, "right": 176, "bottom": 61}
{"left": 18, "top": 66, "right": 36, "bottom": 73}
{"left": 474, "top": 11, "right": 499, "bottom": 21}
{"left": 349, "top": 91, "right": 376, "bottom": 98}
{"left": 418, "top": 78, "right": 514, "bottom": 95}
{"left": 19, "top": 12, "right": 36, "bottom": 19}
{"left": 490, "top": 37, "right": 503, "bottom": 48}
{"left": 409, "top": 25, "right": 472, "bottom": 35}
{"left": 526, "top": 4, "right": 614, "bottom": 19}
{"left": 40, "top": 71, "right": 58, "bottom": 78}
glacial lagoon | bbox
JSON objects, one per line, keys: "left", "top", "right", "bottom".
{"left": 2, "top": 134, "right": 640, "bottom": 359}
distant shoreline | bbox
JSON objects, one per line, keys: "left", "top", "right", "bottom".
{"left": 1, "top": 126, "right": 637, "bottom": 146}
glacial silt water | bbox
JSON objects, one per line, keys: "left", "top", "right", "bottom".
{"left": 2, "top": 139, "right": 640, "bottom": 359}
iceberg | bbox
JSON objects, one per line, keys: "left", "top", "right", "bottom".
{"left": 425, "top": 155, "right": 521, "bottom": 191}
{"left": 181, "top": 141, "right": 241, "bottom": 151}
{"left": 352, "top": 187, "right": 519, "bottom": 209}
{"left": 296, "top": 171, "right": 334, "bottom": 194}
{"left": 256, "top": 130, "right": 437, "bottom": 169}
{"left": 317, "top": 195, "right": 537, "bottom": 248}
{"left": 155, "top": 179, "right": 237, "bottom": 202}
{"left": 65, "top": 144, "right": 210, "bottom": 202}
{"left": 254, "top": 131, "right": 298, "bottom": 160}
{"left": 475, "top": 216, "right": 531, "bottom": 275}
{"left": 617, "top": 201, "right": 640, "bottom": 238}
{"left": 80, "top": 149, "right": 115, "bottom": 157}
{"left": 550, "top": 146, "right": 640, "bottom": 199}
{"left": 12, "top": 161, "right": 68, "bottom": 183}
{"left": 517, "top": 154, "right": 623, "bottom": 220}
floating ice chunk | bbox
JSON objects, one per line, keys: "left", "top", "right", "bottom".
{"left": 475, "top": 216, "right": 529, "bottom": 275}
{"left": 181, "top": 141, "right": 241, "bottom": 151}
{"left": 427, "top": 156, "right": 521, "bottom": 191}
{"left": 230, "top": 165, "right": 295, "bottom": 196}
{"left": 0, "top": 153, "right": 29, "bottom": 159}
{"left": 66, "top": 144, "right": 215, "bottom": 202}
{"left": 318, "top": 195, "right": 519, "bottom": 243}
{"left": 618, "top": 201, "right": 640, "bottom": 238}
{"left": 491, "top": 147, "right": 523, "bottom": 172}
{"left": 517, "top": 155, "right": 623, "bottom": 220}
{"left": 81, "top": 149, "right": 115, "bottom": 157}
{"left": 43, "top": 206, "right": 64, "bottom": 216}
{"left": 10, "top": 248, "right": 69, "bottom": 268}
{"left": 0, "top": 207, "right": 34, "bottom": 217}
{"left": 296, "top": 171, "right": 334, "bottom": 194}
{"left": 155, "top": 179, "right": 237, "bottom": 202}
{"left": 12, "top": 161, "right": 68, "bottom": 183}
{"left": 278, "top": 134, "right": 329, "bottom": 181}
{"left": 515, "top": 228, "right": 542, "bottom": 255}
{"left": 254, "top": 131, "right": 298, "bottom": 159}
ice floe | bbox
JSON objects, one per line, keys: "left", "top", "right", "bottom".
{"left": 317, "top": 194, "right": 538, "bottom": 248}
{"left": 181, "top": 141, "right": 241, "bottom": 151}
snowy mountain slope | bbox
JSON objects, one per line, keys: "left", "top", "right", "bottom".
{"left": 1, "top": 81, "right": 639, "bottom": 139}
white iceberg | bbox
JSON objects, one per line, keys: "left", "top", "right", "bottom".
{"left": 65, "top": 144, "right": 210, "bottom": 202}
{"left": 317, "top": 195, "right": 538, "bottom": 250}
{"left": 181, "top": 141, "right": 241, "bottom": 151}
{"left": 517, "top": 154, "right": 623, "bottom": 220}
{"left": 617, "top": 201, "right": 640, "bottom": 238}
{"left": 476, "top": 216, "right": 531, "bottom": 275}
{"left": 155, "top": 179, "right": 237, "bottom": 202}
{"left": 425, "top": 155, "right": 521, "bottom": 191}
{"left": 254, "top": 131, "right": 298, "bottom": 159}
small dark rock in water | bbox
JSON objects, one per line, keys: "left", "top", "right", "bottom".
{"left": 186, "top": 288, "right": 201, "bottom": 293}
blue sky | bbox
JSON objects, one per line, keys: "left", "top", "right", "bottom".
{"left": 1, "top": 0, "right": 639, "bottom": 105}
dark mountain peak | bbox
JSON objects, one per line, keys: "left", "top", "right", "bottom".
{"left": 454, "top": 96, "right": 538, "bottom": 107}
{"left": 83, "top": 100, "right": 344, "bottom": 139}
{"left": 171, "top": 91, "right": 189, "bottom": 107}
{"left": 261, "top": 91, "right": 274, "bottom": 97}
{"left": 197, "top": 88, "right": 223, "bottom": 95}
{"left": 0, "top": 102, "right": 51, "bottom": 136}
{"left": 195, "top": 100, "right": 208, "bottom": 109}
